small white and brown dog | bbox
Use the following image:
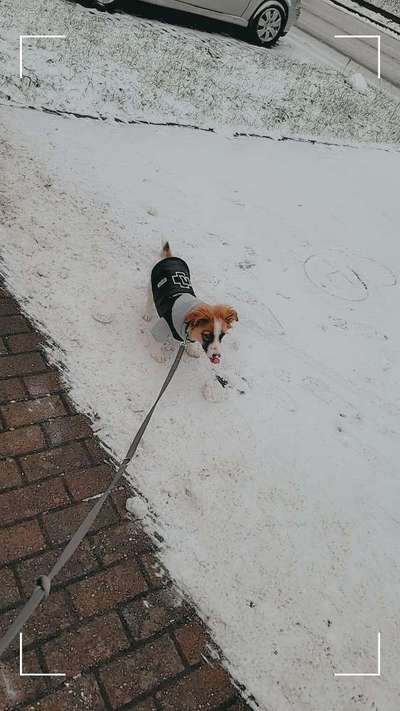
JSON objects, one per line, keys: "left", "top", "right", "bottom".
{"left": 143, "top": 241, "right": 238, "bottom": 367}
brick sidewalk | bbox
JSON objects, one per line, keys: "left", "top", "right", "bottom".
{"left": 0, "top": 286, "right": 251, "bottom": 711}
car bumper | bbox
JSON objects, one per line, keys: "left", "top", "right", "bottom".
{"left": 286, "top": 0, "right": 301, "bottom": 31}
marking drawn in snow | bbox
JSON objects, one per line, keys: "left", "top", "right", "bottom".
{"left": 326, "top": 316, "right": 389, "bottom": 341}
{"left": 304, "top": 250, "right": 397, "bottom": 301}
{"left": 233, "top": 288, "right": 285, "bottom": 336}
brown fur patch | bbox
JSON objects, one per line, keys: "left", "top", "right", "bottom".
{"left": 184, "top": 304, "right": 238, "bottom": 342}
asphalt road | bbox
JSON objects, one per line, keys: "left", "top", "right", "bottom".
{"left": 297, "top": 0, "right": 400, "bottom": 89}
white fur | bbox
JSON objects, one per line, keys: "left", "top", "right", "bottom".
{"left": 202, "top": 375, "right": 229, "bottom": 403}
{"left": 185, "top": 341, "right": 202, "bottom": 358}
{"left": 150, "top": 339, "right": 176, "bottom": 363}
{"left": 205, "top": 318, "right": 222, "bottom": 361}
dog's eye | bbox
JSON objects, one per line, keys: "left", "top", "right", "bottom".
{"left": 202, "top": 331, "right": 213, "bottom": 342}
{"left": 218, "top": 332, "right": 225, "bottom": 342}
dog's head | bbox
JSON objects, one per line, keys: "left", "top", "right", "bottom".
{"left": 184, "top": 304, "right": 238, "bottom": 364}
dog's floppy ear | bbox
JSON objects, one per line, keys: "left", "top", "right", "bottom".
{"left": 217, "top": 305, "right": 239, "bottom": 326}
{"left": 185, "top": 304, "right": 213, "bottom": 329}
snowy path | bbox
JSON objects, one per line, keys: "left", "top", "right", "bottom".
{"left": 2, "top": 106, "right": 400, "bottom": 710}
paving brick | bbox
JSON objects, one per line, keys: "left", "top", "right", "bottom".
{"left": 0, "top": 608, "right": 20, "bottom": 654}
{"left": 89, "top": 521, "right": 153, "bottom": 566}
{"left": 43, "top": 414, "right": 92, "bottom": 447}
{"left": 0, "top": 378, "right": 26, "bottom": 403}
{"left": 7, "top": 332, "right": 42, "bottom": 354}
{"left": 21, "top": 441, "right": 91, "bottom": 482}
{"left": 0, "top": 649, "right": 47, "bottom": 709}
{"left": 0, "top": 315, "right": 30, "bottom": 336}
{"left": 69, "top": 560, "right": 147, "bottom": 617}
{"left": 0, "top": 352, "right": 46, "bottom": 378}
{"left": 64, "top": 464, "right": 113, "bottom": 501}
{"left": 2, "top": 395, "right": 67, "bottom": 428}
{"left": 0, "top": 478, "right": 70, "bottom": 525}
{"left": 43, "top": 499, "right": 118, "bottom": 545}
{"left": 0, "top": 591, "right": 75, "bottom": 653}
{"left": 0, "top": 293, "right": 247, "bottom": 711}
{"left": 0, "top": 300, "right": 19, "bottom": 317}
{"left": 227, "top": 701, "right": 251, "bottom": 710}
{"left": 84, "top": 437, "right": 109, "bottom": 465}
{"left": 100, "top": 635, "right": 183, "bottom": 708}
{"left": 122, "top": 588, "right": 187, "bottom": 642}
{"left": 24, "top": 371, "right": 64, "bottom": 397}
{"left": 0, "top": 519, "right": 45, "bottom": 564}
{"left": 0, "top": 425, "right": 45, "bottom": 457}
{"left": 43, "top": 612, "right": 129, "bottom": 676}
{"left": 126, "top": 700, "right": 157, "bottom": 711}
{"left": 17, "top": 540, "right": 98, "bottom": 595}
{"left": 156, "top": 665, "right": 234, "bottom": 710}
{"left": 141, "top": 552, "right": 170, "bottom": 589}
{"left": 174, "top": 622, "right": 209, "bottom": 666}
{"left": 23, "top": 590, "right": 76, "bottom": 643}
{"left": 0, "top": 566, "right": 20, "bottom": 609}
{"left": 111, "top": 486, "right": 130, "bottom": 518}
{"left": 24, "top": 675, "right": 106, "bottom": 711}
{"left": 0, "top": 458, "right": 22, "bottom": 490}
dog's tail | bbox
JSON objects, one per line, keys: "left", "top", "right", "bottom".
{"left": 161, "top": 239, "right": 172, "bottom": 258}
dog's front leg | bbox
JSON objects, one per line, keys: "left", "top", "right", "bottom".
{"left": 150, "top": 341, "right": 170, "bottom": 363}
{"left": 143, "top": 281, "right": 155, "bottom": 322}
{"left": 202, "top": 368, "right": 229, "bottom": 403}
{"left": 185, "top": 340, "right": 202, "bottom": 358}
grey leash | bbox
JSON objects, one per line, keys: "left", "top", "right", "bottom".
{"left": 0, "top": 341, "right": 186, "bottom": 659}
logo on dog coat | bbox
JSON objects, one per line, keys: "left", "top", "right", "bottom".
{"left": 172, "top": 271, "right": 192, "bottom": 289}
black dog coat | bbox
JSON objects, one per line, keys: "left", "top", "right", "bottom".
{"left": 151, "top": 257, "right": 201, "bottom": 342}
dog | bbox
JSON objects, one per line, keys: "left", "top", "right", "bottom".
{"left": 143, "top": 241, "right": 238, "bottom": 366}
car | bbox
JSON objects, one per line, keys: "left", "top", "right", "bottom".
{"left": 94, "top": 0, "right": 302, "bottom": 47}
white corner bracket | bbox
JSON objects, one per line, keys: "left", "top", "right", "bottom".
{"left": 19, "top": 34, "right": 66, "bottom": 79}
{"left": 19, "top": 633, "right": 65, "bottom": 677}
{"left": 334, "top": 632, "right": 381, "bottom": 678}
{"left": 334, "top": 35, "right": 381, "bottom": 79}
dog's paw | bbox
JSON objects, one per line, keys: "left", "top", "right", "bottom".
{"left": 185, "top": 341, "right": 202, "bottom": 358}
{"left": 202, "top": 377, "right": 229, "bottom": 403}
{"left": 151, "top": 348, "right": 168, "bottom": 364}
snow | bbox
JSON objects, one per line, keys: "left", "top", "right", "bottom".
{"left": 348, "top": 71, "right": 369, "bottom": 92}
{"left": 2, "top": 105, "right": 400, "bottom": 710}
{"left": 336, "top": 0, "right": 400, "bottom": 32}
{"left": 2, "top": 0, "right": 400, "bottom": 706}
{"left": 352, "top": 0, "right": 400, "bottom": 18}
{"left": 1, "top": 0, "right": 400, "bottom": 142}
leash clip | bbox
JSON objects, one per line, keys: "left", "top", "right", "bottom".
{"left": 36, "top": 575, "right": 51, "bottom": 599}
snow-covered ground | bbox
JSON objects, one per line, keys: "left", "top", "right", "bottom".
{"left": 2, "top": 0, "right": 400, "bottom": 707}
{"left": 1, "top": 0, "right": 400, "bottom": 142}
{"left": 357, "top": 0, "right": 400, "bottom": 17}
{"left": 2, "top": 105, "right": 400, "bottom": 710}
{"left": 338, "top": 0, "right": 400, "bottom": 31}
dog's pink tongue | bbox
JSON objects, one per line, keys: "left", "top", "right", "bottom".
{"left": 211, "top": 355, "right": 220, "bottom": 365}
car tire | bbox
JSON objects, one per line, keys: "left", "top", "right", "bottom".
{"left": 95, "top": 0, "right": 119, "bottom": 9}
{"left": 249, "top": 3, "right": 286, "bottom": 48}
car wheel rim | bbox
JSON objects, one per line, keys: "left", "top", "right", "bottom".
{"left": 256, "top": 8, "right": 282, "bottom": 42}
{"left": 97, "top": 0, "right": 115, "bottom": 6}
